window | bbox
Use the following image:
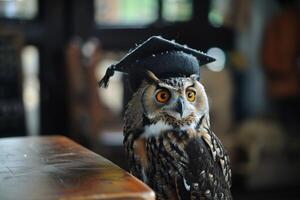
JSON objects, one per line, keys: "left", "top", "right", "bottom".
{"left": 162, "top": 0, "right": 193, "bottom": 22}
{"left": 94, "top": 0, "right": 193, "bottom": 26}
{"left": 21, "top": 45, "right": 40, "bottom": 135}
{"left": 208, "top": 0, "right": 230, "bottom": 28}
{"left": 94, "top": 0, "right": 158, "bottom": 26}
{"left": 0, "top": 0, "right": 38, "bottom": 20}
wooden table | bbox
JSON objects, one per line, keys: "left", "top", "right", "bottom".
{"left": 0, "top": 136, "right": 155, "bottom": 200}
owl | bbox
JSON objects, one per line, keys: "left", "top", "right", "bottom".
{"left": 98, "top": 36, "right": 232, "bottom": 200}
{"left": 123, "top": 71, "right": 232, "bottom": 200}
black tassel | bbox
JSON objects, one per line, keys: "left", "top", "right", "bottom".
{"left": 98, "top": 65, "right": 115, "bottom": 88}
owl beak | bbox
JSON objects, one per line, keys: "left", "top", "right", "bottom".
{"left": 174, "top": 98, "right": 185, "bottom": 117}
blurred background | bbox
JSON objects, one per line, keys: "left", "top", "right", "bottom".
{"left": 0, "top": 0, "right": 299, "bottom": 199}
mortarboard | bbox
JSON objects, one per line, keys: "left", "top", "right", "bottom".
{"left": 98, "top": 36, "right": 215, "bottom": 91}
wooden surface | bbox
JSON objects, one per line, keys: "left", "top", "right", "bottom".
{"left": 0, "top": 136, "right": 155, "bottom": 200}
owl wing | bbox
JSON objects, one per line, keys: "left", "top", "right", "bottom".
{"left": 175, "top": 128, "right": 232, "bottom": 200}
{"left": 123, "top": 90, "right": 148, "bottom": 181}
{"left": 202, "top": 128, "right": 232, "bottom": 188}
{"left": 123, "top": 122, "right": 146, "bottom": 181}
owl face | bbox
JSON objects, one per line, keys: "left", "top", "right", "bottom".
{"left": 141, "top": 74, "right": 209, "bottom": 121}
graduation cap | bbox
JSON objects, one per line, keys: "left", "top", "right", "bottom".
{"left": 98, "top": 36, "right": 215, "bottom": 91}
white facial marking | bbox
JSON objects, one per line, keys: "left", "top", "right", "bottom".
{"left": 141, "top": 120, "right": 172, "bottom": 138}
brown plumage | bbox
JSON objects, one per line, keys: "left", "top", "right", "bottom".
{"left": 124, "top": 75, "right": 232, "bottom": 200}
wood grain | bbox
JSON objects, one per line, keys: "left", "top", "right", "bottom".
{"left": 0, "top": 136, "right": 155, "bottom": 200}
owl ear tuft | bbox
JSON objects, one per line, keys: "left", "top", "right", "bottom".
{"left": 143, "top": 69, "right": 161, "bottom": 85}
{"left": 190, "top": 74, "right": 200, "bottom": 82}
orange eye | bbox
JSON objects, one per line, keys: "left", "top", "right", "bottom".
{"left": 186, "top": 90, "right": 196, "bottom": 102}
{"left": 155, "top": 89, "right": 170, "bottom": 103}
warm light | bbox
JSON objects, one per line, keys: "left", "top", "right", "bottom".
{"left": 206, "top": 47, "right": 226, "bottom": 72}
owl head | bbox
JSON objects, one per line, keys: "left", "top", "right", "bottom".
{"left": 139, "top": 71, "right": 209, "bottom": 123}
{"left": 99, "top": 36, "right": 214, "bottom": 128}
